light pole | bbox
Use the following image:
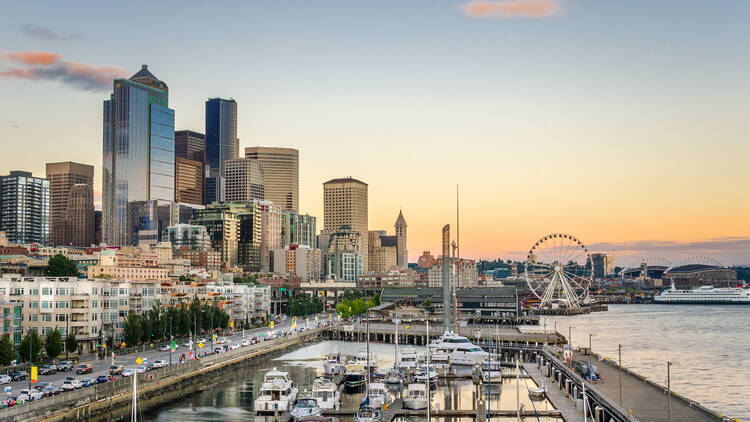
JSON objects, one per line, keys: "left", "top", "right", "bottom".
{"left": 667, "top": 361, "right": 679, "bottom": 422}
{"left": 568, "top": 326, "right": 574, "bottom": 348}
{"left": 65, "top": 314, "right": 70, "bottom": 362}
{"left": 618, "top": 344, "right": 623, "bottom": 406}
{"left": 589, "top": 333, "right": 595, "bottom": 354}
{"left": 169, "top": 314, "right": 173, "bottom": 366}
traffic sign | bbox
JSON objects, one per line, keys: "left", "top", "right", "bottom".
{"left": 136, "top": 357, "right": 143, "bottom": 365}
{"left": 198, "top": 342, "right": 204, "bottom": 349}
{"left": 121, "top": 342, "right": 126, "bottom": 348}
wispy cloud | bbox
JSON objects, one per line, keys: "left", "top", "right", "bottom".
{"left": 2, "top": 121, "right": 20, "bottom": 129}
{"left": 0, "top": 50, "right": 128, "bottom": 91}
{"left": 20, "top": 24, "right": 85, "bottom": 41}
{"left": 460, "top": 0, "right": 561, "bottom": 19}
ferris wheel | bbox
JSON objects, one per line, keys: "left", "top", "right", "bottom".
{"left": 524, "top": 233, "right": 593, "bottom": 308}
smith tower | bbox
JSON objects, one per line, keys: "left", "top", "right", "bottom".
{"left": 102, "top": 65, "right": 175, "bottom": 246}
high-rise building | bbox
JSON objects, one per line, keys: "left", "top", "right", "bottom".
{"left": 254, "top": 199, "right": 281, "bottom": 273}
{"left": 191, "top": 205, "right": 240, "bottom": 268}
{"left": 165, "top": 224, "right": 212, "bottom": 251}
{"left": 323, "top": 177, "right": 368, "bottom": 270}
{"left": 175, "top": 130, "right": 205, "bottom": 163}
{"left": 591, "top": 253, "right": 616, "bottom": 279}
{"left": 224, "top": 158, "right": 265, "bottom": 203}
{"left": 368, "top": 231, "right": 397, "bottom": 273}
{"left": 205, "top": 98, "right": 238, "bottom": 204}
{"left": 280, "top": 211, "right": 316, "bottom": 248}
{"left": 102, "top": 65, "right": 175, "bottom": 246}
{"left": 45, "top": 161, "right": 94, "bottom": 247}
{"left": 175, "top": 157, "right": 204, "bottom": 205}
{"left": 244, "top": 147, "right": 299, "bottom": 211}
{"left": 272, "top": 244, "right": 321, "bottom": 282}
{"left": 128, "top": 200, "right": 203, "bottom": 246}
{"left": 395, "top": 210, "right": 408, "bottom": 268}
{"left": 0, "top": 171, "right": 50, "bottom": 244}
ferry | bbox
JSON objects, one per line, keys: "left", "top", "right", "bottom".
{"left": 428, "top": 332, "right": 488, "bottom": 366}
{"left": 654, "top": 285, "right": 750, "bottom": 304}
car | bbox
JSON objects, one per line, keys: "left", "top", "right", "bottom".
{"left": 135, "top": 366, "right": 146, "bottom": 374}
{"left": 41, "top": 386, "right": 60, "bottom": 397}
{"left": 18, "top": 388, "right": 44, "bottom": 401}
{"left": 65, "top": 377, "right": 83, "bottom": 389}
{"left": 196, "top": 338, "right": 207, "bottom": 344}
{"left": 39, "top": 364, "right": 57, "bottom": 375}
{"left": 121, "top": 368, "right": 135, "bottom": 377}
{"left": 159, "top": 344, "right": 171, "bottom": 352}
{"left": 1, "top": 397, "right": 17, "bottom": 408}
{"left": 10, "top": 370, "right": 27, "bottom": 381}
{"left": 251, "top": 337, "right": 259, "bottom": 345}
{"left": 146, "top": 363, "right": 156, "bottom": 372}
{"left": 240, "top": 339, "right": 250, "bottom": 347}
{"left": 33, "top": 382, "right": 51, "bottom": 391}
{"left": 213, "top": 347, "right": 222, "bottom": 354}
{"left": 230, "top": 343, "right": 240, "bottom": 350}
{"left": 183, "top": 340, "right": 193, "bottom": 347}
{"left": 218, "top": 337, "right": 227, "bottom": 344}
{"left": 56, "top": 361, "right": 73, "bottom": 372}
{"left": 153, "top": 360, "right": 167, "bottom": 368}
{"left": 109, "top": 365, "right": 124, "bottom": 375}
{"left": 75, "top": 364, "right": 93, "bottom": 374}
{"left": 61, "top": 380, "right": 76, "bottom": 392}
{"left": 80, "top": 378, "right": 96, "bottom": 387}
{"left": 0, "top": 375, "right": 10, "bottom": 384}
{"left": 96, "top": 375, "right": 109, "bottom": 384}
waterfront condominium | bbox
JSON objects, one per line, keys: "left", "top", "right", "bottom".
{"left": 323, "top": 177, "right": 369, "bottom": 271}
{"left": 46, "top": 161, "right": 95, "bottom": 247}
{"left": 102, "top": 65, "right": 175, "bottom": 246}
{"left": 0, "top": 171, "right": 50, "bottom": 244}
{"left": 205, "top": 98, "right": 238, "bottom": 204}
{"left": 244, "top": 147, "right": 299, "bottom": 211}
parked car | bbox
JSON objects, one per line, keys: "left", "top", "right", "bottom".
{"left": 121, "top": 368, "right": 135, "bottom": 377}
{"left": 80, "top": 378, "right": 96, "bottom": 387}
{"left": 109, "top": 365, "right": 124, "bottom": 375}
{"left": 183, "top": 340, "right": 193, "bottom": 347}
{"left": 218, "top": 337, "right": 227, "bottom": 344}
{"left": 56, "top": 361, "right": 73, "bottom": 372}
{"left": 146, "top": 363, "right": 156, "bottom": 372}
{"left": 240, "top": 339, "right": 250, "bottom": 347}
{"left": 159, "top": 344, "right": 170, "bottom": 352}
{"left": 196, "top": 338, "right": 207, "bottom": 344}
{"left": 33, "top": 382, "right": 51, "bottom": 391}
{"left": 153, "top": 360, "right": 167, "bottom": 368}
{"left": 10, "top": 370, "right": 27, "bottom": 381}
{"left": 65, "top": 377, "right": 83, "bottom": 389}
{"left": 135, "top": 366, "right": 147, "bottom": 374}
{"left": 230, "top": 343, "right": 240, "bottom": 350}
{"left": 61, "top": 380, "right": 76, "bottom": 392}
{"left": 96, "top": 375, "right": 109, "bottom": 383}
{"left": 75, "top": 364, "right": 93, "bottom": 374}
{"left": 39, "top": 364, "right": 57, "bottom": 375}
{"left": 0, "top": 374, "right": 11, "bottom": 384}
{"left": 18, "top": 389, "right": 43, "bottom": 401}
{"left": 41, "top": 386, "right": 60, "bottom": 397}
{"left": 1, "top": 397, "right": 17, "bottom": 408}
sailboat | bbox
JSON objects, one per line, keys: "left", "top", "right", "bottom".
{"left": 131, "top": 368, "right": 137, "bottom": 422}
{"left": 355, "top": 306, "right": 382, "bottom": 422}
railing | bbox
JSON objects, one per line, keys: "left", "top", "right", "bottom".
{"left": 0, "top": 328, "right": 324, "bottom": 421}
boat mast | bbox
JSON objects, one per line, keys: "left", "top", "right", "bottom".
{"left": 426, "top": 320, "right": 431, "bottom": 422}
{"left": 516, "top": 359, "right": 520, "bottom": 422}
{"left": 132, "top": 369, "right": 137, "bottom": 422}
{"left": 394, "top": 318, "right": 399, "bottom": 368}
{"left": 366, "top": 307, "right": 370, "bottom": 394}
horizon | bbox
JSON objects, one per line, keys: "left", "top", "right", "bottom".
{"left": 2, "top": 1, "right": 749, "bottom": 264}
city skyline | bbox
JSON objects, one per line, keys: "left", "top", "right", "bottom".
{"left": 1, "top": 1, "right": 750, "bottom": 263}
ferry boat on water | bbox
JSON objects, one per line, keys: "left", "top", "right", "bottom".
{"left": 428, "top": 332, "right": 488, "bottom": 366}
{"left": 654, "top": 285, "right": 750, "bottom": 304}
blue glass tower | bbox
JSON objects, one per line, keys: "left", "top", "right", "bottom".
{"left": 204, "top": 98, "right": 238, "bottom": 204}
{"left": 102, "top": 65, "right": 175, "bottom": 246}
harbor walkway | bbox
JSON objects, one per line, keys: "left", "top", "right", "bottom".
{"left": 523, "top": 362, "right": 584, "bottom": 422}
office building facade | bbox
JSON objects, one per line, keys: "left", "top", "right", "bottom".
{"left": 174, "top": 130, "right": 205, "bottom": 163}
{"left": 322, "top": 177, "right": 368, "bottom": 271}
{"left": 280, "top": 211, "right": 316, "bottom": 248}
{"left": 0, "top": 171, "right": 50, "bottom": 244}
{"left": 102, "top": 65, "right": 175, "bottom": 246}
{"left": 205, "top": 98, "right": 238, "bottom": 204}
{"left": 224, "top": 157, "right": 265, "bottom": 203}
{"left": 46, "top": 162, "right": 95, "bottom": 247}
{"left": 175, "top": 157, "right": 204, "bottom": 205}
{"left": 244, "top": 147, "right": 299, "bottom": 211}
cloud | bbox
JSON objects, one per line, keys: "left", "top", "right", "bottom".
{"left": 20, "top": 24, "right": 85, "bottom": 41}
{"left": 2, "top": 121, "right": 20, "bottom": 129}
{"left": 0, "top": 50, "right": 129, "bottom": 91}
{"left": 460, "top": 0, "right": 561, "bottom": 19}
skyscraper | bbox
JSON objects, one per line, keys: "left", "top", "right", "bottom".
{"left": 0, "top": 171, "right": 50, "bottom": 244}
{"left": 46, "top": 161, "right": 94, "bottom": 246}
{"left": 175, "top": 130, "right": 205, "bottom": 163}
{"left": 323, "top": 177, "right": 368, "bottom": 271}
{"left": 224, "top": 158, "right": 264, "bottom": 203}
{"left": 395, "top": 210, "right": 408, "bottom": 268}
{"left": 175, "top": 157, "right": 203, "bottom": 205}
{"left": 205, "top": 98, "right": 238, "bottom": 204}
{"left": 280, "top": 210, "right": 316, "bottom": 248}
{"left": 102, "top": 65, "right": 175, "bottom": 246}
{"left": 244, "top": 147, "right": 299, "bottom": 211}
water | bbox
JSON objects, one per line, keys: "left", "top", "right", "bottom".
{"left": 540, "top": 304, "right": 750, "bottom": 420}
{"left": 143, "top": 340, "right": 560, "bottom": 422}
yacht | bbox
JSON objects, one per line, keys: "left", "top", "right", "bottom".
{"left": 290, "top": 397, "right": 321, "bottom": 420}
{"left": 398, "top": 348, "right": 419, "bottom": 370}
{"left": 430, "top": 350, "right": 450, "bottom": 368}
{"left": 383, "top": 367, "right": 404, "bottom": 385}
{"left": 356, "top": 351, "right": 377, "bottom": 371}
{"left": 403, "top": 383, "right": 429, "bottom": 410}
{"left": 480, "top": 360, "right": 504, "bottom": 383}
{"left": 428, "top": 332, "right": 488, "bottom": 366}
{"left": 254, "top": 368, "right": 299, "bottom": 414}
{"left": 654, "top": 285, "right": 750, "bottom": 304}
{"left": 366, "top": 382, "right": 391, "bottom": 409}
{"left": 355, "top": 405, "right": 382, "bottom": 422}
{"left": 414, "top": 364, "right": 438, "bottom": 385}
{"left": 323, "top": 353, "right": 346, "bottom": 376}
{"left": 311, "top": 377, "right": 340, "bottom": 411}
{"left": 343, "top": 363, "right": 366, "bottom": 393}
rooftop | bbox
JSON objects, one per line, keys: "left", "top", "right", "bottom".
{"left": 324, "top": 177, "right": 367, "bottom": 186}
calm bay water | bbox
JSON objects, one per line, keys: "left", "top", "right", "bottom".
{"left": 541, "top": 304, "right": 750, "bottom": 420}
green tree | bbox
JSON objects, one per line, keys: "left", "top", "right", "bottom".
{"left": 0, "top": 335, "right": 15, "bottom": 365}
{"left": 66, "top": 332, "right": 78, "bottom": 355}
{"left": 43, "top": 254, "right": 80, "bottom": 277}
{"left": 123, "top": 312, "right": 141, "bottom": 345}
{"left": 44, "top": 329, "right": 63, "bottom": 360}
{"left": 20, "top": 330, "right": 43, "bottom": 363}
{"left": 178, "top": 275, "right": 193, "bottom": 281}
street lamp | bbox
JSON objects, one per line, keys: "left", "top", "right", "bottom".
{"left": 169, "top": 315, "right": 173, "bottom": 366}
{"left": 589, "top": 333, "right": 596, "bottom": 354}
{"left": 667, "top": 361, "right": 679, "bottom": 422}
{"left": 618, "top": 344, "right": 623, "bottom": 406}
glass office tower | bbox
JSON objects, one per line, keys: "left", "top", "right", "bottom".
{"left": 204, "top": 98, "right": 238, "bottom": 204}
{"left": 102, "top": 65, "right": 175, "bottom": 246}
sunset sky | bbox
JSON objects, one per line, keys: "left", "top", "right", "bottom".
{"left": 1, "top": 1, "right": 749, "bottom": 264}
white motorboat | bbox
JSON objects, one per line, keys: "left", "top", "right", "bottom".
{"left": 398, "top": 348, "right": 419, "bottom": 370}
{"left": 254, "top": 368, "right": 299, "bottom": 414}
{"left": 414, "top": 364, "right": 438, "bottom": 385}
{"left": 528, "top": 384, "right": 547, "bottom": 400}
{"left": 290, "top": 397, "right": 322, "bottom": 420}
{"left": 323, "top": 353, "right": 346, "bottom": 376}
{"left": 383, "top": 367, "right": 404, "bottom": 385}
{"left": 481, "top": 362, "right": 504, "bottom": 383}
{"left": 403, "top": 383, "right": 429, "bottom": 410}
{"left": 355, "top": 405, "right": 382, "bottom": 422}
{"left": 428, "top": 331, "right": 488, "bottom": 366}
{"left": 311, "top": 377, "right": 340, "bottom": 411}
{"left": 430, "top": 350, "right": 450, "bottom": 368}
{"left": 366, "top": 382, "right": 391, "bottom": 409}
{"left": 356, "top": 351, "right": 377, "bottom": 370}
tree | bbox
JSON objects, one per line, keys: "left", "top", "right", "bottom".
{"left": 123, "top": 312, "right": 141, "bottom": 345}
{"left": 44, "top": 329, "right": 63, "bottom": 360}
{"left": 0, "top": 335, "right": 15, "bottom": 365}
{"left": 43, "top": 254, "right": 80, "bottom": 277}
{"left": 178, "top": 275, "right": 193, "bottom": 281}
{"left": 20, "top": 330, "right": 43, "bottom": 363}
{"left": 66, "top": 332, "right": 78, "bottom": 355}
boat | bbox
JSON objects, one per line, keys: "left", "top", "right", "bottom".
{"left": 355, "top": 405, "right": 382, "bottom": 422}
{"left": 343, "top": 363, "right": 366, "bottom": 393}
{"left": 356, "top": 351, "right": 377, "bottom": 371}
{"left": 298, "top": 417, "right": 331, "bottom": 422}
{"left": 383, "top": 367, "right": 404, "bottom": 385}
{"left": 398, "top": 348, "right": 419, "bottom": 370}
{"left": 414, "top": 364, "right": 438, "bottom": 385}
{"left": 528, "top": 384, "right": 547, "bottom": 400}
{"left": 254, "top": 368, "right": 299, "bottom": 414}
{"left": 323, "top": 353, "right": 346, "bottom": 376}
{"left": 311, "top": 377, "right": 340, "bottom": 411}
{"left": 654, "top": 285, "right": 750, "bottom": 304}
{"left": 367, "top": 382, "right": 391, "bottom": 409}
{"left": 480, "top": 360, "right": 504, "bottom": 383}
{"left": 290, "top": 397, "right": 321, "bottom": 420}
{"left": 430, "top": 350, "right": 450, "bottom": 368}
{"left": 403, "top": 383, "right": 429, "bottom": 410}
{"left": 428, "top": 331, "right": 488, "bottom": 366}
